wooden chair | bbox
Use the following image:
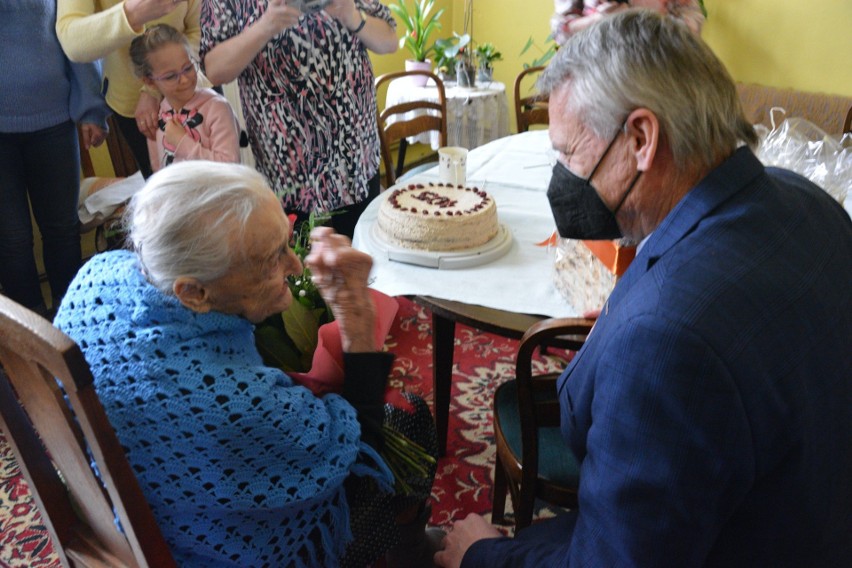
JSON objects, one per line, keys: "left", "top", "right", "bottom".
{"left": 375, "top": 70, "right": 447, "bottom": 187}
{"left": 0, "top": 295, "right": 176, "bottom": 567}
{"left": 513, "top": 66, "right": 549, "bottom": 133}
{"left": 492, "top": 316, "right": 594, "bottom": 530}
{"left": 78, "top": 115, "right": 140, "bottom": 179}
{"left": 77, "top": 116, "right": 140, "bottom": 254}
{"left": 844, "top": 105, "right": 852, "bottom": 134}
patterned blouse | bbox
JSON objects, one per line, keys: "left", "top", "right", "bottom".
{"left": 200, "top": 0, "right": 395, "bottom": 214}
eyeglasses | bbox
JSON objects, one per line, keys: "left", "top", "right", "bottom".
{"left": 150, "top": 60, "right": 198, "bottom": 84}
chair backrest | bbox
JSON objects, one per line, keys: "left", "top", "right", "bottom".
{"left": 515, "top": 317, "right": 591, "bottom": 472}
{"left": 375, "top": 70, "right": 448, "bottom": 188}
{"left": 78, "top": 116, "right": 140, "bottom": 179}
{"left": 513, "top": 66, "right": 549, "bottom": 133}
{"left": 0, "top": 295, "right": 175, "bottom": 568}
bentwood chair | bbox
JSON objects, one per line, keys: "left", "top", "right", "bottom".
{"left": 513, "top": 66, "right": 549, "bottom": 133}
{"left": 0, "top": 295, "right": 176, "bottom": 567}
{"left": 375, "top": 70, "right": 448, "bottom": 187}
{"left": 492, "top": 316, "right": 593, "bottom": 530}
{"left": 77, "top": 117, "right": 139, "bottom": 253}
{"left": 78, "top": 116, "right": 140, "bottom": 179}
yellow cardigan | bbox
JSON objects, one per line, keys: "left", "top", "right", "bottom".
{"left": 56, "top": 0, "right": 201, "bottom": 118}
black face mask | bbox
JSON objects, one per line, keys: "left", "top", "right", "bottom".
{"left": 546, "top": 129, "right": 641, "bottom": 240}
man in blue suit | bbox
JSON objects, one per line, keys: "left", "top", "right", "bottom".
{"left": 436, "top": 9, "right": 851, "bottom": 568}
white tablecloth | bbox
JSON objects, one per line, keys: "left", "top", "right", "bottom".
{"left": 355, "top": 130, "right": 852, "bottom": 317}
{"left": 354, "top": 130, "right": 599, "bottom": 318}
{"left": 385, "top": 79, "right": 511, "bottom": 150}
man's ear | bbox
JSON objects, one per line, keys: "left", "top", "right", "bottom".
{"left": 173, "top": 277, "right": 213, "bottom": 313}
{"left": 625, "top": 108, "right": 660, "bottom": 172}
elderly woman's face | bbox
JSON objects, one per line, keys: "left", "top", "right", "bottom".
{"left": 203, "top": 193, "right": 302, "bottom": 323}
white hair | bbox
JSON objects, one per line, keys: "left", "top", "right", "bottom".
{"left": 538, "top": 9, "right": 757, "bottom": 170}
{"left": 125, "top": 161, "right": 275, "bottom": 294}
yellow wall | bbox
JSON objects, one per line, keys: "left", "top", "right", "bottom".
{"left": 89, "top": 144, "right": 115, "bottom": 177}
{"left": 444, "top": 0, "right": 851, "bottom": 132}
{"left": 470, "top": 0, "right": 851, "bottom": 94}
{"left": 701, "top": 0, "right": 851, "bottom": 96}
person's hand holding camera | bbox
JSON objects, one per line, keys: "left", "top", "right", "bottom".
{"left": 259, "top": 0, "right": 302, "bottom": 39}
{"left": 325, "top": 0, "right": 362, "bottom": 31}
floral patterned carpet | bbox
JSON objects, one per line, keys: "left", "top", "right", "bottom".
{"left": 0, "top": 297, "right": 572, "bottom": 566}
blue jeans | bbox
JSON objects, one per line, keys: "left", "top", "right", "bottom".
{"left": 0, "top": 120, "right": 82, "bottom": 310}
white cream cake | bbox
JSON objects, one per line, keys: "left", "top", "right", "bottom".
{"left": 377, "top": 182, "right": 499, "bottom": 251}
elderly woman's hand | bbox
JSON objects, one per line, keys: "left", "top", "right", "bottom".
{"left": 306, "top": 227, "right": 376, "bottom": 352}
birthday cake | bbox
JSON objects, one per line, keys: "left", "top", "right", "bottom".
{"left": 377, "top": 182, "right": 498, "bottom": 251}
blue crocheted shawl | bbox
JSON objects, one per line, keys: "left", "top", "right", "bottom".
{"left": 54, "top": 251, "right": 391, "bottom": 567}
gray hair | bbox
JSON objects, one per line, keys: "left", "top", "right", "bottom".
{"left": 125, "top": 161, "right": 274, "bottom": 294}
{"left": 538, "top": 9, "right": 757, "bottom": 170}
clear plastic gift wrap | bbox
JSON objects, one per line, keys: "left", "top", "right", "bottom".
{"left": 552, "top": 238, "right": 635, "bottom": 314}
{"left": 754, "top": 107, "right": 852, "bottom": 203}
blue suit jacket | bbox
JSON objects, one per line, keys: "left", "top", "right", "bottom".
{"left": 465, "top": 148, "right": 852, "bottom": 567}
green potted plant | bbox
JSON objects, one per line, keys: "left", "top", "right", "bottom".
{"left": 433, "top": 32, "right": 470, "bottom": 82}
{"left": 254, "top": 212, "right": 334, "bottom": 373}
{"left": 474, "top": 42, "right": 502, "bottom": 82}
{"left": 389, "top": 0, "right": 444, "bottom": 85}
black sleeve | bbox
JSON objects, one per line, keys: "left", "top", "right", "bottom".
{"left": 342, "top": 352, "right": 394, "bottom": 451}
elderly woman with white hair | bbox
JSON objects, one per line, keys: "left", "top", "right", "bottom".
{"left": 54, "top": 160, "right": 442, "bottom": 568}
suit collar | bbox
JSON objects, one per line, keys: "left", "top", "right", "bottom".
{"left": 558, "top": 148, "right": 766, "bottom": 395}
{"left": 603, "top": 147, "right": 764, "bottom": 311}
{"left": 638, "top": 147, "right": 764, "bottom": 270}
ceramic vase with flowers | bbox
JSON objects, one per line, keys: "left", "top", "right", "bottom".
{"left": 474, "top": 42, "right": 502, "bottom": 83}
{"left": 433, "top": 32, "right": 470, "bottom": 83}
{"left": 389, "top": 0, "right": 444, "bottom": 86}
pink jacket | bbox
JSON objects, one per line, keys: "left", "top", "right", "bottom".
{"left": 148, "top": 88, "right": 241, "bottom": 172}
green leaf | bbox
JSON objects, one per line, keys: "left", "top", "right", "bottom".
{"left": 254, "top": 319, "right": 304, "bottom": 372}
{"left": 389, "top": 0, "right": 445, "bottom": 61}
{"left": 282, "top": 299, "right": 321, "bottom": 357}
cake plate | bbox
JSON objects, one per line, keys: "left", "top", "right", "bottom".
{"left": 366, "top": 223, "right": 513, "bottom": 269}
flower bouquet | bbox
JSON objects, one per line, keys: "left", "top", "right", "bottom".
{"left": 474, "top": 42, "right": 502, "bottom": 82}
{"left": 254, "top": 212, "right": 334, "bottom": 374}
{"left": 254, "top": 213, "right": 436, "bottom": 494}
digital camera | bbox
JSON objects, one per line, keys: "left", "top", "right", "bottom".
{"left": 291, "top": 0, "right": 332, "bottom": 14}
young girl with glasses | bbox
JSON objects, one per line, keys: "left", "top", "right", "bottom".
{"left": 130, "top": 25, "right": 242, "bottom": 172}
